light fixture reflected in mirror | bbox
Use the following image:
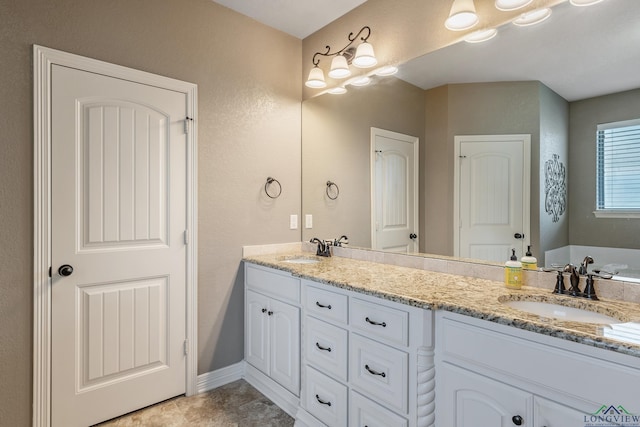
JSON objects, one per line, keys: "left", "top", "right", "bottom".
{"left": 570, "top": 0, "right": 605, "bottom": 6}
{"left": 374, "top": 65, "right": 399, "bottom": 76}
{"left": 495, "top": 0, "right": 533, "bottom": 11}
{"left": 445, "top": 0, "right": 479, "bottom": 31}
{"left": 513, "top": 7, "right": 552, "bottom": 26}
{"left": 464, "top": 28, "right": 498, "bottom": 43}
{"left": 349, "top": 76, "right": 372, "bottom": 87}
{"left": 328, "top": 86, "right": 347, "bottom": 95}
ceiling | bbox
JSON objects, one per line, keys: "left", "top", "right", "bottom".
{"left": 211, "top": 0, "right": 367, "bottom": 39}
{"left": 396, "top": 0, "right": 640, "bottom": 102}
{"left": 213, "top": 0, "right": 640, "bottom": 102}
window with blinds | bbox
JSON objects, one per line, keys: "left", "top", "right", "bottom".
{"left": 596, "top": 118, "right": 640, "bottom": 212}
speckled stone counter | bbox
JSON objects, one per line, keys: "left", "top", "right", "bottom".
{"left": 243, "top": 252, "right": 640, "bottom": 358}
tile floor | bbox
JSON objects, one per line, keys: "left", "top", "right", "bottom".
{"left": 96, "top": 380, "right": 295, "bottom": 426}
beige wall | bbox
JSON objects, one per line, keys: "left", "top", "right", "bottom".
{"left": 569, "top": 88, "right": 640, "bottom": 249}
{"left": 0, "top": 0, "right": 301, "bottom": 424}
{"left": 302, "top": 78, "right": 425, "bottom": 248}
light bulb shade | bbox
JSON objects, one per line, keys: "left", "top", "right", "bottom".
{"left": 374, "top": 65, "right": 399, "bottom": 76}
{"left": 349, "top": 76, "right": 371, "bottom": 87}
{"left": 513, "top": 7, "right": 552, "bottom": 26}
{"left": 445, "top": 0, "right": 479, "bottom": 31}
{"left": 328, "top": 55, "right": 351, "bottom": 79}
{"left": 495, "top": 0, "right": 532, "bottom": 11}
{"left": 570, "top": 0, "right": 604, "bottom": 5}
{"left": 328, "top": 86, "right": 347, "bottom": 95}
{"left": 464, "top": 28, "right": 497, "bottom": 43}
{"left": 305, "top": 66, "right": 327, "bottom": 88}
{"left": 352, "top": 42, "right": 378, "bottom": 68}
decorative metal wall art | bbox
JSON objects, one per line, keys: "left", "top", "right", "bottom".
{"left": 544, "top": 154, "right": 566, "bottom": 222}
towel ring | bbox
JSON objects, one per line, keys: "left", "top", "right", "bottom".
{"left": 265, "top": 177, "right": 282, "bottom": 199}
{"left": 326, "top": 181, "right": 339, "bottom": 200}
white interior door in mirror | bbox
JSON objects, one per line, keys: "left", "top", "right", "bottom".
{"left": 371, "top": 128, "right": 419, "bottom": 253}
{"left": 454, "top": 135, "right": 530, "bottom": 262}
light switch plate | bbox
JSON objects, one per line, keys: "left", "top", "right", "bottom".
{"left": 289, "top": 214, "right": 298, "bottom": 230}
{"left": 305, "top": 214, "right": 313, "bottom": 229}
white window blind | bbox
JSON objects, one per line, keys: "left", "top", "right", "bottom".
{"left": 596, "top": 118, "right": 640, "bottom": 211}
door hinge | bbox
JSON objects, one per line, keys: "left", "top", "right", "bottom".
{"left": 184, "top": 116, "right": 193, "bottom": 134}
{"left": 184, "top": 229, "right": 189, "bottom": 245}
{"left": 184, "top": 339, "right": 189, "bottom": 355}
{"left": 49, "top": 266, "right": 52, "bottom": 278}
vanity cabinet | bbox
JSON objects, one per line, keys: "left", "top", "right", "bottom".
{"left": 436, "top": 311, "right": 638, "bottom": 427}
{"left": 296, "top": 279, "right": 434, "bottom": 427}
{"left": 244, "top": 264, "right": 300, "bottom": 400}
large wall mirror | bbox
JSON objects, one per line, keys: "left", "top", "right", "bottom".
{"left": 302, "top": 0, "right": 640, "bottom": 278}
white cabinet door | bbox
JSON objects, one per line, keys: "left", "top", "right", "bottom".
{"left": 245, "top": 289, "right": 270, "bottom": 375}
{"left": 270, "top": 298, "right": 300, "bottom": 395}
{"left": 439, "top": 363, "right": 532, "bottom": 427}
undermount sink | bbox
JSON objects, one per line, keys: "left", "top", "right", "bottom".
{"left": 501, "top": 300, "right": 619, "bottom": 324}
{"left": 281, "top": 257, "right": 321, "bottom": 265}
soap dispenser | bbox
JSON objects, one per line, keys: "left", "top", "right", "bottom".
{"left": 505, "top": 248, "right": 523, "bottom": 289}
{"left": 521, "top": 245, "right": 538, "bottom": 271}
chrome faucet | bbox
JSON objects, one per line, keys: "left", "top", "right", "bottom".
{"left": 563, "top": 263, "right": 582, "bottom": 297}
{"left": 333, "top": 235, "right": 349, "bottom": 247}
{"left": 310, "top": 238, "right": 331, "bottom": 257}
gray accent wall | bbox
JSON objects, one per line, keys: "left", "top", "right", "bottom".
{"left": 569, "top": 88, "right": 640, "bottom": 249}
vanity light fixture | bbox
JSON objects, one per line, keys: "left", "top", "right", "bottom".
{"left": 305, "top": 26, "right": 378, "bottom": 88}
{"left": 445, "top": 0, "right": 479, "bottom": 31}
{"left": 570, "top": 0, "right": 604, "bottom": 5}
{"left": 305, "top": 66, "right": 327, "bottom": 89}
{"left": 495, "top": 0, "right": 533, "bottom": 11}
{"left": 328, "top": 86, "right": 347, "bottom": 95}
{"left": 349, "top": 76, "right": 372, "bottom": 87}
{"left": 512, "top": 7, "right": 552, "bottom": 26}
{"left": 464, "top": 28, "right": 498, "bottom": 43}
{"left": 374, "top": 65, "right": 399, "bottom": 76}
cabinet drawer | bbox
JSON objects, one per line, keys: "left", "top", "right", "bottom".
{"left": 245, "top": 264, "right": 300, "bottom": 304}
{"left": 349, "top": 390, "right": 408, "bottom": 427}
{"left": 305, "top": 316, "right": 348, "bottom": 382}
{"left": 304, "top": 283, "right": 348, "bottom": 324}
{"left": 303, "top": 366, "right": 347, "bottom": 427}
{"left": 350, "top": 334, "right": 408, "bottom": 414}
{"left": 350, "top": 298, "right": 408, "bottom": 346}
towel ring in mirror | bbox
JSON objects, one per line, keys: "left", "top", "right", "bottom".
{"left": 326, "top": 181, "right": 339, "bottom": 200}
{"left": 265, "top": 177, "right": 282, "bottom": 199}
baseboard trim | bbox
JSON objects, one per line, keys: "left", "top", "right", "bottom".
{"left": 196, "top": 361, "right": 245, "bottom": 394}
{"left": 243, "top": 363, "right": 299, "bottom": 417}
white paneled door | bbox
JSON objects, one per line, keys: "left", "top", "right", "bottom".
{"left": 371, "top": 128, "right": 419, "bottom": 252}
{"left": 51, "top": 64, "right": 187, "bottom": 426}
{"left": 455, "top": 135, "right": 531, "bottom": 262}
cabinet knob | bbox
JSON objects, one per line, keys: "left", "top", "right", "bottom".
{"left": 512, "top": 415, "right": 524, "bottom": 425}
{"left": 267, "top": 311, "right": 273, "bottom": 316}
{"left": 261, "top": 308, "right": 267, "bottom": 313}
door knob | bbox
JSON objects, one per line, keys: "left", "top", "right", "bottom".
{"left": 410, "top": 233, "right": 417, "bottom": 239}
{"left": 58, "top": 264, "right": 74, "bottom": 277}
{"left": 514, "top": 233, "right": 524, "bottom": 239}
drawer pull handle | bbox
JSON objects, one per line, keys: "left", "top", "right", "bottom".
{"left": 315, "top": 394, "right": 332, "bottom": 406}
{"left": 315, "top": 301, "right": 332, "bottom": 309}
{"left": 365, "top": 364, "right": 386, "bottom": 378}
{"left": 315, "top": 342, "right": 332, "bottom": 352}
{"left": 365, "top": 317, "right": 386, "bottom": 327}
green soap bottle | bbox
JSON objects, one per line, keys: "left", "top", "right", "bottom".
{"left": 521, "top": 245, "right": 538, "bottom": 271}
{"left": 505, "top": 248, "right": 522, "bottom": 289}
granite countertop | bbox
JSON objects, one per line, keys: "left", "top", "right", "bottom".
{"left": 243, "top": 252, "right": 640, "bottom": 358}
